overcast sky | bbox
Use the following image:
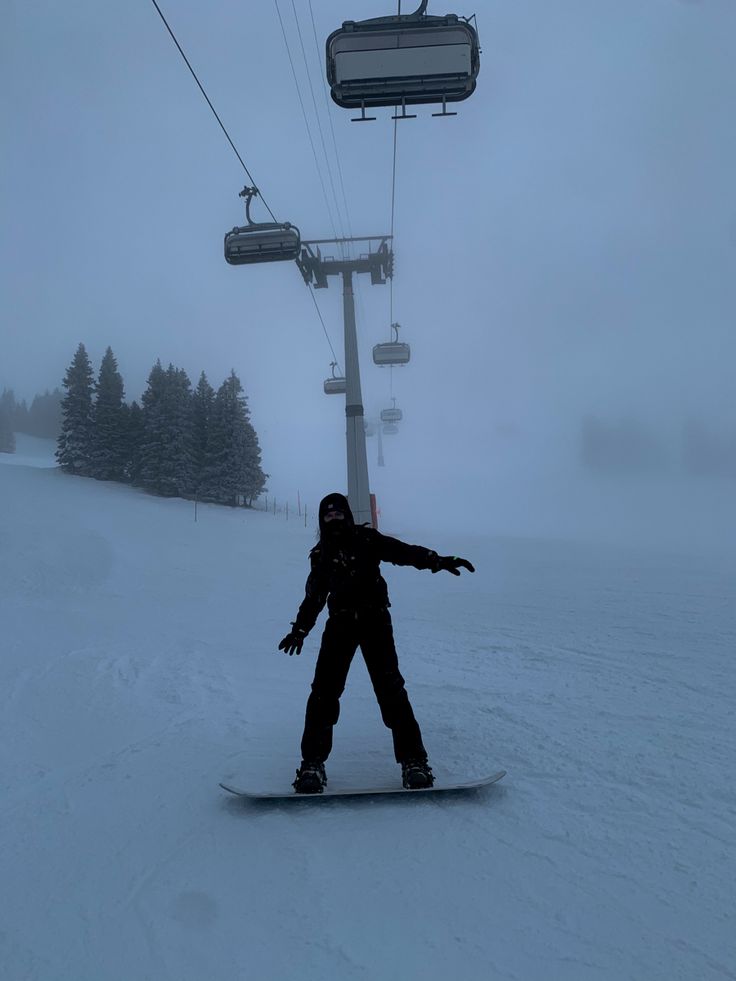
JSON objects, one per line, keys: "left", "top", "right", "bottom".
{"left": 2, "top": 0, "right": 735, "bottom": 544}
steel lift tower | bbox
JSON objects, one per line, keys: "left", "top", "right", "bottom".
{"left": 298, "top": 236, "right": 393, "bottom": 526}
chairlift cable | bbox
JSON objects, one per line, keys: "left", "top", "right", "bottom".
{"left": 307, "top": 285, "right": 342, "bottom": 373}
{"left": 290, "top": 0, "right": 348, "bottom": 247}
{"left": 307, "top": 0, "right": 354, "bottom": 245}
{"left": 269, "top": 1, "right": 345, "bottom": 381}
{"left": 388, "top": 1, "right": 401, "bottom": 400}
{"left": 389, "top": 115, "right": 398, "bottom": 330}
{"left": 389, "top": 2, "right": 402, "bottom": 244}
{"left": 148, "top": 0, "right": 278, "bottom": 223}
{"left": 274, "top": 0, "right": 341, "bottom": 244}
{"left": 149, "top": 1, "right": 340, "bottom": 375}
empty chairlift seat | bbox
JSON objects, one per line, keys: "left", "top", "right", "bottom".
{"left": 323, "top": 376, "right": 347, "bottom": 395}
{"left": 323, "top": 362, "right": 347, "bottom": 395}
{"left": 326, "top": 3, "right": 480, "bottom": 112}
{"left": 224, "top": 186, "right": 301, "bottom": 266}
{"left": 380, "top": 406, "right": 403, "bottom": 424}
{"left": 373, "top": 343, "right": 410, "bottom": 365}
{"left": 382, "top": 423, "right": 400, "bottom": 436}
{"left": 224, "top": 223, "right": 301, "bottom": 265}
{"left": 373, "top": 323, "right": 410, "bottom": 366}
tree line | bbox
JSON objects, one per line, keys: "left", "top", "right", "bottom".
{"left": 0, "top": 389, "right": 63, "bottom": 452}
{"left": 55, "top": 343, "right": 267, "bottom": 506}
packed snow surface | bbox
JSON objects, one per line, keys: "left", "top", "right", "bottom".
{"left": 1, "top": 440, "right": 734, "bottom": 981}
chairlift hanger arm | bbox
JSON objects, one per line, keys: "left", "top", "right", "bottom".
{"left": 238, "top": 186, "right": 259, "bottom": 225}
{"left": 224, "top": 187, "right": 301, "bottom": 265}
{"left": 392, "top": 0, "right": 429, "bottom": 21}
{"left": 350, "top": 1, "right": 430, "bottom": 27}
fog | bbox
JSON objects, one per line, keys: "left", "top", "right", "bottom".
{"left": 2, "top": 0, "right": 735, "bottom": 550}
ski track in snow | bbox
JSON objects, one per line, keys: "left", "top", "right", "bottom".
{"left": 1, "top": 445, "right": 735, "bottom": 981}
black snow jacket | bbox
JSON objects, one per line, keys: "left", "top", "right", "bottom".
{"left": 293, "top": 525, "right": 440, "bottom": 634}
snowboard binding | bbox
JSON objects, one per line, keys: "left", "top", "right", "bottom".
{"left": 293, "top": 760, "right": 327, "bottom": 794}
{"left": 401, "top": 759, "right": 435, "bottom": 790}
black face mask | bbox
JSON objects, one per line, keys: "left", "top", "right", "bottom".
{"left": 318, "top": 493, "right": 354, "bottom": 540}
{"left": 323, "top": 515, "right": 349, "bottom": 538}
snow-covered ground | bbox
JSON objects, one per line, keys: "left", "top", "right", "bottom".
{"left": 1, "top": 437, "right": 734, "bottom": 981}
{"left": 0, "top": 434, "right": 59, "bottom": 469}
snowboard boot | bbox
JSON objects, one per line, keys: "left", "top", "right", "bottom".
{"left": 401, "top": 758, "right": 435, "bottom": 790}
{"left": 293, "top": 760, "right": 327, "bottom": 794}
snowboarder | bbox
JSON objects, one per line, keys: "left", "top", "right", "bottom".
{"left": 278, "top": 493, "right": 475, "bottom": 794}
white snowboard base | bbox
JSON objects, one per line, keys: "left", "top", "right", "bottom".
{"left": 220, "top": 770, "right": 506, "bottom": 800}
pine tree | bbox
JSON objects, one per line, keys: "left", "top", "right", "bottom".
{"left": 190, "top": 372, "right": 214, "bottom": 498}
{"left": 203, "top": 370, "right": 267, "bottom": 506}
{"left": 121, "top": 400, "right": 145, "bottom": 484}
{"left": 139, "top": 362, "right": 195, "bottom": 496}
{"left": 138, "top": 360, "right": 167, "bottom": 492}
{"left": 24, "top": 389, "right": 63, "bottom": 438}
{"left": 91, "top": 347, "right": 126, "bottom": 480}
{"left": 56, "top": 343, "right": 95, "bottom": 474}
{"left": 13, "top": 398, "right": 29, "bottom": 435}
{"left": 0, "top": 389, "right": 16, "bottom": 453}
{"left": 201, "top": 376, "right": 234, "bottom": 505}
{"left": 240, "top": 409, "right": 268, "bottom": 506}
{"left": 158, "top": 365, "right": 195, "bottom": 497}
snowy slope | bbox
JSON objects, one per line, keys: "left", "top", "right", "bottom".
{"left": 1, "top": 442, "right": 735, "bottom": 981}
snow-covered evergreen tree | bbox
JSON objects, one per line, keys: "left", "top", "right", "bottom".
{"left": 22, "top": 390, "right": 63, "bottom": 438}
{"left": 91, "top": 348, "right": 126, "bottom": 480}
{"left": 121, "top": 400, "right": 144, "bottom": 484}
{"left": 203, "top": 371, "right": 267, "bottom": 506}
{"left": 159, "top": 365, "right": 195, "bottom": 498}
{"left": 240, "top": 409, "right": 268, "bottom": 506}
{"left": 56, "top": 343, "right": 95, "bottom": 474}
{"left": 138, "top": 360, "right": 167, "bottom": 492}
{"left": 0, "top": 389, "right": 16, "bottom": 453}
{"left": 139, "top": 362, "right": 195, "bottom": 496}
{"left": 13, "top": 397, "right": 29, "bottom": 436}
{"left": 190, "top": 372, "right": 214, "bottom": 498}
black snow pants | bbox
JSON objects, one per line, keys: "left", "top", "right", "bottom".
{"left": 300, "top": 607, "right": 427, "bottom": 765}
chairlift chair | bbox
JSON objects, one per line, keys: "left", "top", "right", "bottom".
{"left": 224, "top": 187, "right": 301, "bottom": 266}
{"left": 326, "top": 0, "right": 480, "bottom": 119}
{"left": 382, "top": 423, "right": 400, "bottom": 436}
{"left": 323, "top": 362, "right": 347, "bottom": 395}
{"left": 380, "top": 398, "right": 403, "bottom": 424}
{"left": 373, "top": 323, "right": 410, "bottom": 367}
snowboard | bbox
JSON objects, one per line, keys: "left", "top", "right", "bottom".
{"left": 219, "top": 770, "right": 506, "bottom": 801}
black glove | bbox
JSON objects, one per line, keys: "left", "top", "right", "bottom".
{"left": 432, "top": 555, "right": 475, "bottom": 576}
{"left": 278, "top": 625, "right": 307, "bottom": 656}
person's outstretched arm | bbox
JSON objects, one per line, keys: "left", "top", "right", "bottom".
{"left": 376, "top": 531, "right": 474, "bottom": 575}
{"left": 278, "top": 549, "right": 329, "bottom": 656}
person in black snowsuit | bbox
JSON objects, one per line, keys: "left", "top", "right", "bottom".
{"left": 278, "top": 493, "right": 475, "bottom": 794}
